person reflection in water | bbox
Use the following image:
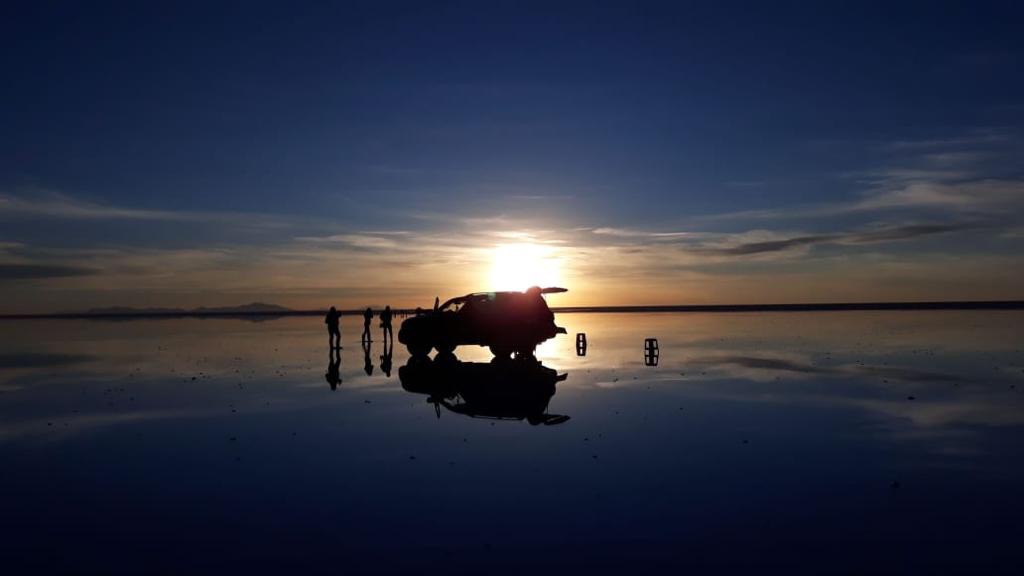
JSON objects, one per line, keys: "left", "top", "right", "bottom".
{"left": 381, "top": 305, "right": 394, "bottom": 342}
{"left": 379, "top": 338, "right": 393, "bottom": 377}
{"left": 362, "top": 339, "right": 374, "bottom": 376}
{"left": 325, "top": 348, "right": 341, "bottom": 391}
{"left": 362, "top": 307, "right": 373, "bottom": 343}
{"left": 324, "top": 306, "right": 341, "bottom": 350}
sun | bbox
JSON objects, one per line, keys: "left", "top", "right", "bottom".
{"left": 488, "top": 243, "right": 563, "bottom": 291}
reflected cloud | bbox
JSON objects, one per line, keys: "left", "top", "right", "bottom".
{"left": 0, "top": 409, "right": 207, "bottom": 443}
{"left": 687, "top": 355, "right": 964, "bottom": 383}
{"left": 0, "top": 353, "right": 96, "bottom": 368}
{"left": 692, "top": 355, "right": 831, "bottom": 375}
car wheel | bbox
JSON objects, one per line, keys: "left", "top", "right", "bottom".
{"left": 489, "top": 345, "right": 513, "bottom": 359}
{"left": 407, "top": 342, "right": 432, "bottom": 356}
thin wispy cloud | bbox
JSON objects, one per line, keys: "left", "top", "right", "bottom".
{"left": 698, "top": 178, "right": 1024, "bottom": 223}
{"left": 294, "top": 234, "right": 402, "bottom": 250}
{"left": 704, "top": 223, "right": 973, "bottom": 256}
{"left": 882, "top": 129, "right": 1011, "bottom": 151}
{"left": 0, "top": 263, "right": 98, "bottom": 280}
{"left": 0, "top": 192, "right": 182, "bottom": 221}
{"left": 709, "top": 235, "right": 832, "bottom": 256}
{"left": 857, "top": 180, "right": 1024, "bottom": 211}
{"left": 698, "top": 130, "right": 1024, "bottom": 224}
{"left": 0, "top": 191, "right": 296, "bottom": 228}
{"left": 590, "top": 227, "right": 698, "bottom": 239}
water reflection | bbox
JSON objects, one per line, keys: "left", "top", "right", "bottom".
{"left": 399, "top": 354, "right": 570, "bottom": 425}
{"left": 362, "top": 339, "right": 374, "bottom": 376}
{"left": 643, "top": 337, "right": 659, "bottom": 366}
{"left": 2, "top": 312, "right": 1024, "bottom": 573}
{"left": 379, "top": 339, "right": 393, "bottom": 377}
{"left": 324, "top": 349, "right": 341, "bottom": 391}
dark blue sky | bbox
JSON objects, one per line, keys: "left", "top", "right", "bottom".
{"left": 2, "top": 1, "right": 1023, "bottom": 311}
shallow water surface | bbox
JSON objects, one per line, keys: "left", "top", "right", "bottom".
{"left": 1, "top": 312, "right": 1023, "bottom": 574}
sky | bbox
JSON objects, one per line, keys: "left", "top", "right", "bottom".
{"left": 2, "top": 0, "right": 1024, "bottom": 313}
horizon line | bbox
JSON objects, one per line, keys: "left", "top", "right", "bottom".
{"left": 1, "top": 300, "right": 1023, "bottom": 320}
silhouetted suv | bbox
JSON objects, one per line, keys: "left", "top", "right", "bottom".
{"left": 399, "top": 286, "right": 567, "bottom": 357}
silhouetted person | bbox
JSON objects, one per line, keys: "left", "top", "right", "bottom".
{"left": 362, "top": 307, "right": 373, "bottom": 343}
{"left": 362, "top": 339, "right": 374, "bottom": 376}
{"left": 325, "top": 306, "right": 341, "bottom": 350}
{"left": 325, "top": 348, "right": 341, "bottom": 391}
{"left": 380, "top": 338, "right": 393, "bottom": 377}
{"left": 381, "top": 305, "right": 394, "bottom": 342}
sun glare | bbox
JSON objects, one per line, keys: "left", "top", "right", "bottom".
{"left": 488, "top": 243, "right": 563, "bottom": 291}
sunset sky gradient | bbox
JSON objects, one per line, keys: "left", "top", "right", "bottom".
{"left": 2, "top": 1, "right": 1023, "bottom": 313}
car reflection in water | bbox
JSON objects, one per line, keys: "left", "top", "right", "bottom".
{"left": 399, "top": 353, "right": 570, "bottom": 425}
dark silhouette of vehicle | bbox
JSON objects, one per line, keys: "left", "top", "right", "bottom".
{"left": 399, "top": 354, "right": 570, "bottom": 425}
{"left": 398, "top": 286, "right": 567, "bottom": 357}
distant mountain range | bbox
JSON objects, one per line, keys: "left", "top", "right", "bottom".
{"left": 81, "top": 302, "right": 292, "bottom": 316}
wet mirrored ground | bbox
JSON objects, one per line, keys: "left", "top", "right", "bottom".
{"left": 2, "top": 312, "right": 1023, "bottom": 574}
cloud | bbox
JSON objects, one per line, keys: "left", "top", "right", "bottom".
{"left": 710, "top": 234, "right": 834, "bottom": 256}
{"left": 0, "top": 192, "right": 187, "bottom": 221}
{"left": 0, "top": 263, "right": 98, "bottom": 280}
{"left": 704, "top": 223, "right": 971, "bottom": 256}
{"left": 699, "top": 128, "right": 1024, "bottom": 225}
{"left": 882, "top": 130, "right": 1010, "bottom": 151}
{"left": 696, "top": 178, "right": 1024, "bottom": 225}
{"left": 844, "top": 224, "right": 971, "bottom": 243}
{"left": 0, "top": 191, "right": 295, "bottom": 228}
{"left": 698, "top": 178, "right": 1024, "bottom": 224}
{"left": 294, "top": 233, "right": 401, "bottom": 250}
{"left": 856, "top": 180, "right": 1024, "bottom": 212}
{"left": 591, "top": 227, "right": 697, "bottom": 239}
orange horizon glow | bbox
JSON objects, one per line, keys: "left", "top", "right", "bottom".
{"left": 4, "top": 226, "right": 1024, "bottom": 315}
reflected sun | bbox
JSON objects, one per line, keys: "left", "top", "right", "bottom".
{"left": 488, "top": 243, "right": 563, "bottom": 291}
